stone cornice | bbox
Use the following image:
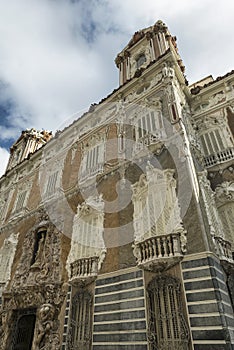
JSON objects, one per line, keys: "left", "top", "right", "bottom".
{"left": 190, "top": 70, "right": 234, "bottom": 95}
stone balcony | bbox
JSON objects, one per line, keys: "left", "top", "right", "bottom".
{"left": 70, "top": 256, "right": 99, "bottom": 286}
{"left": 204, "top": 147, "right": 234, "bottom": 168}
{"left": 133, "top": 131, "right": 165, "bottom": 155}
{"left": 133, "top": 231, "right": 186, "bottom": 272}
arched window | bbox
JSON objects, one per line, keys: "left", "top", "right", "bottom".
{"left": 69, "top": 290, "right": 93, "bottom": 350}
{"left": 147, "top": 275, "right": 189, "bottom": 350}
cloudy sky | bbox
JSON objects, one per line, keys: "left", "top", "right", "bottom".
{"left": 0, "top": 0, "right": 233, "bottom": 175}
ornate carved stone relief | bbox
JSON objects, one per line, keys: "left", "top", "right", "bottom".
{"left": 182, "top": 106, "right": 203, "bottom": 164}
{"left": 165, "top": 77, "right": 185, "bottom": 123}
{"left": 192, "top": 85, "right": 234, "bottom": 113}
{"left": 34, "top": 303, "right": 60, "bottom": 350}
{"left": 129, "top": 44, "right": 152, "bottom": 78}
{"left": 197, "top": 172, "right": 233, "bottom": 261}
{"left": 0, "top": 212, "right": 66, "bottom": 350}
{"left": 194, "top": 111, "right": 230, "bottom": 130}
{"left": 81, "top": 132, "right": 106, "bottom": 152}
{"left": 208, "top": 91, "right": 226, "bottom": 107}
{"left": 1, "top": 284, "right": 67, "bottom": 350}
{"left": 12, "top": 220, "right": 62, "bottom": 289}
{"left": 124, "top": 72, "right": 164, "bottom": 104}
{"left": 215, "top": 182, "right": 234, "bottom": 207}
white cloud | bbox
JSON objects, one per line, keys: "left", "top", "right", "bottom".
{"left": 0, "top": 0, "right": 233, "bottom": 147}
{"left": 0, "top": 147, "right": 9, "bottom": 176}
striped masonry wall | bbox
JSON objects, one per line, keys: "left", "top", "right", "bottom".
{"left": 182, "top": 254, "right": 234, "bottom": 350}
{"left": 92, "top": 267, "right": 148, "bottom": 350}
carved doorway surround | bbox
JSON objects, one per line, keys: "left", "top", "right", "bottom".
{"left": 11, "top": 308, "right": 36, "bottom": 350}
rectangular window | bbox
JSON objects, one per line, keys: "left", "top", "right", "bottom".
{"left": 200, "top": 135, "right": 209, "bottom": 156}
{"left": 214, "top": 129, "right": 225, "bottom": 150}
{"left": 206, "top": 133, "right": 214, "bottom": 154}
{"left": 135, "top": 110, "right": 163, "bottom": 141}
{"left": 68, "top": 290, "right": 93, "bottom": 350}
{"left": 151, "top": 111, "right": 156, "bottom": 130}
{"left": 46, "top": 171, "right": 58, "bottom": 195}
{"left": 147, "top": 276, "right": 190, "bottom": 350}
{"left": 201, "top": 129, "right": 226, "bottom": 156}
{"left": 15, "top": 191, "right": 27, "bottom": 212}
{"left": 0, "top": 191, "right": 10, "bottom": 221}
{"left": 210, "top": 131, "right": 219, "bottom": 152}
{"left": 80, "top": 143, "right": 105, "bottom": 179}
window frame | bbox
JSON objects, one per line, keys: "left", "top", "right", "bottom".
{"left": 147, "top": 275, "right": 190, "bottom": 350}
{"left": 68, "top": 289, "right": 93, "bottom": 350}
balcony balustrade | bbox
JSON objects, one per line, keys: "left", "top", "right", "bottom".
{"left": 133, "top": 131, "right": 165, "bottom": 154}
{"left": 134, "top": 231, "right": 185, "bottom": 272}
{"left": 204, "top": 147, "right": 234, "bottom": 167}
{"left": 70, "top": 256, "right": 99, "bottom": 286}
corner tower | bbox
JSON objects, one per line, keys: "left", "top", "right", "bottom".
{"left": 6, "top": 128, "right": 52, "bottom": 172}
{"left": 115, "top": 20, "right": 185, "bottom": 86}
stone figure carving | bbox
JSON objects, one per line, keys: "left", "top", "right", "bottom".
{"left": 35, "top": 304, "right": 54, "bottom": 349}
{"left": 33, "top": 231, "right": 46, "bottom": 267}
{"left": 162, "top": 62, "right": 174, "bottom": 79}
{"left": 215, "top": 182, "right": 234, "bottom": 206}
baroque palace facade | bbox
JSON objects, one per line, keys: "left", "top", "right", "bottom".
{"left": 0, "top": 20, "right": 234, "bottom": 350}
